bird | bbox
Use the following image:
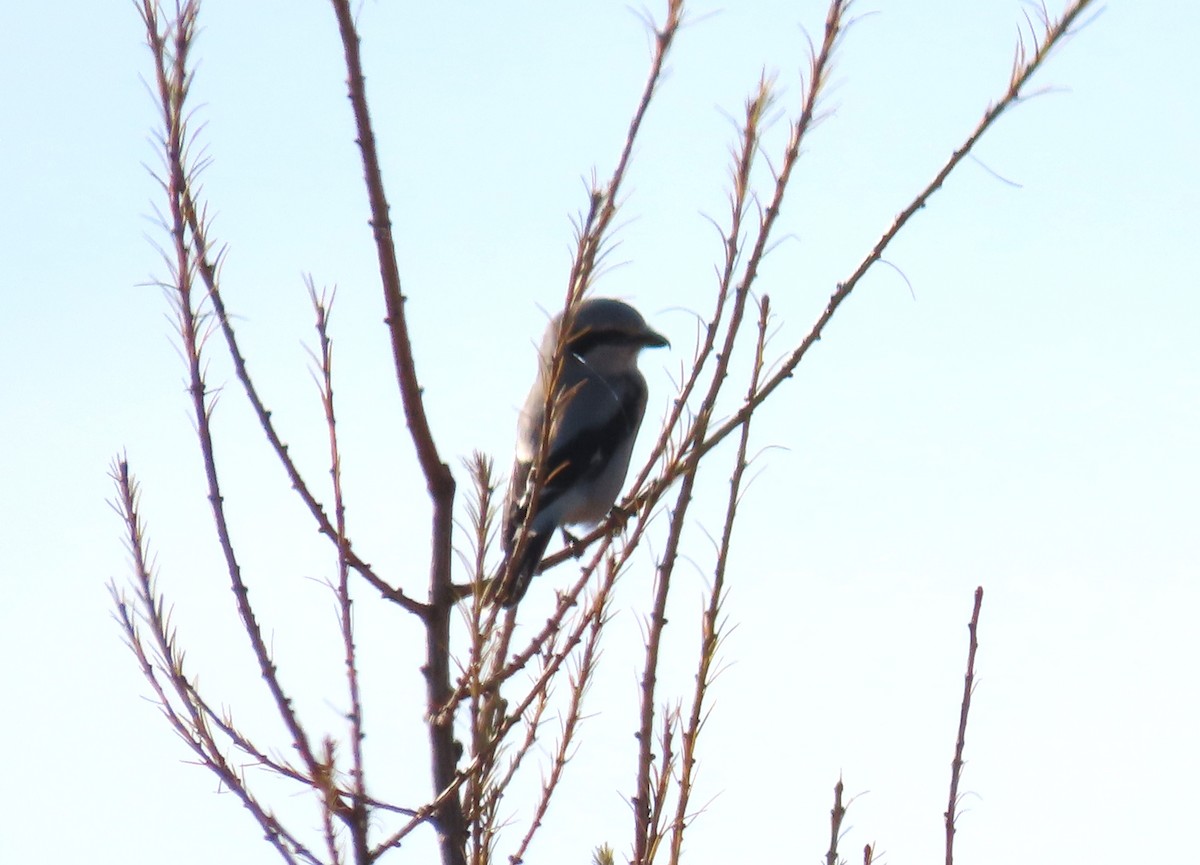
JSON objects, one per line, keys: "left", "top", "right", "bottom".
{"left": 496, "top": 298, "right": 669, "bottom": 607}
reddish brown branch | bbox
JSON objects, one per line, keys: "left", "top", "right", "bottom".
{"left": 312, "top": 285, "right": 371, "bottom": 863}
{"left": 826, "top": 778, "right": 847, "bottom": 865}
{"left": 539, "top": 0, "right": 1097, "bottom": 579}
{"left": 328, "top": 0, "right": 449, "bottom": 493}
{"left": 510, "top": 587, "right": 611, "bottom": 862}
{"left": 669, "top": 294, "right": 772, "bottom": 864}
{"left": 140, "top": 0, "right": 322, "bottom": 786}
{"left": 693, "top": 0, "right": 1099, "bottom": 471}
{"left": 327, "top": 5, "right": 462, "bottom": 862}
{"left": 109, "top": 456, "right": 322, "bottom": 865}
{"left": 945, "top": 586, "right": 984, "bottom": 865}
{"left": 632, "top": 4, "right": 849, "bottom": 859}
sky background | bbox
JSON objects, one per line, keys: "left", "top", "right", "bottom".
{"left": 2, "top": 1, "right": 1197, "bottom": 863}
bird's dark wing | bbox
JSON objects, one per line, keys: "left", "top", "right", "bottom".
{"left": 496, "top": 368, "right": 646, "bottom": 607}
{"left": 537, "top": 369, "right": 646, "bottom": 514}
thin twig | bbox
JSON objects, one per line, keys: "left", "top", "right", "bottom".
{"left": 318, "top": 738, "right": 346, "bottom": 865}
{"left": 691, "top": 0, "right": 1099, "bottom": 472}
{"left": 539, "top": 0, "right": 1096, "bottom": 578}
{"left": 109, "top": 456, "right": 322, "bottom": 865}
{"left": 153, "top": 2, "right": 425, "bottom": 617}
{"left": 139, "top": 0, "right": 322, "bottom": 786}
{"left": 312, "top": 284, "right": 371, "bottom": 863}
{"left": 945, "top": 587, "right": 985, "bottom": 865}
{"left": 509, "top": 586, "right": 611, "bottom": 862}
{"left": 669, "top": 294, "right": 772, "bottom": 864}
{"left": 633, "top": 6, "right": 849, "bottom": 860}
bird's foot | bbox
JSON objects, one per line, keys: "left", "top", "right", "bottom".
{"left": 559, "top": 527, "right": 585, "bottom": 559}
{"left": 608, "top": 502, "right": 636, "bottom": 533}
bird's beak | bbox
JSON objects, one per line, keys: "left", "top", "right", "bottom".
{"left": 641, "top": 328, "right": 670, "bottom": 349}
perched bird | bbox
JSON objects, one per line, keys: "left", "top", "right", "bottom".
{"left": 497, "top": 298, "right": 669, "bottom": 607}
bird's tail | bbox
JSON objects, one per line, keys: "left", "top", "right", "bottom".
{"left": 495, "top": 530, "right": 552, "bottom": 607}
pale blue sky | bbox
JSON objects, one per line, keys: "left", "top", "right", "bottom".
{"left": 2, "top": 1, "right": 1197, "bottom": 863}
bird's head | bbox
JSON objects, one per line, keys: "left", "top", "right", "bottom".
{"left": 558, "top": 298, "right": 670, "bottom": 369}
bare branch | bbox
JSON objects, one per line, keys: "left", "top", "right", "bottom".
{"left": 945, "top": 587, "right": 985, "bottom": 865}
{"left": 138, "top": 0, "right": 323, "bottom": 786}
{"left": 632, "top": 4, "right": 851, "bottom": 859}
{"left": 118, "top": 1, "right": 1095, "bottom": 862}
{"left": 693, "top": 0, "right": 1100, "bottom": 470}
{"left": 327, "top": 0, "right": 451, "bottom": 494}
{"left": 509, "top": 587, "right": 611, "bottom": 862}
{"left": 669, "top": 294, "right": 773, "bottom": 864}
{"left": 311, "top": 284, "right": 371, "bottom": 863}
{"left": 826, "top": 778, "right": 847, "bottom": 865}
{"left": 109, "top": 456, "right": 323, "bottom": 865}
{"left": 328, "top": 4, "right": 464, "bottom": 862}
{"left": 145, "top": 0, "right": 429, "bottom": 616}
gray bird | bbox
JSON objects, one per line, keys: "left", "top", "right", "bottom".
{"left": 497, "top": 298, "right": 669, "bottom": 606}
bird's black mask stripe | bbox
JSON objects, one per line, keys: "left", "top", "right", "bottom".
{"left": 567, "top": 329, "right": 648, "bottom": 356}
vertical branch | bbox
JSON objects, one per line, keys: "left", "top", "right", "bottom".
{"left": 633, "top": 5, "right": 848, "bottom": 859}
{"left": 826, "top": 778, "right": 847, "bottom": 865}
{"left": 460, "top": 455, "right": 500, "bottom": 865}
{"left": 327, "top": 4, "right": 463, "bottom": 862}
{"left": 646, "top": 710, "right": 679, "bottom": 863}
{"left": 668, "top": 295, "right": 772, "bottom": 864}
{"left": 311, "top": 285, "right": 371, "bottom": 864}
{"left": 139, "top": 0, "right": 321, "bottom": 783}
{"left": 945, "top": 587, "right": 984, "bottom": 865}
{"left": 326, "top": 0, "right": 446, "bottom": 485}
{"left": 632, "top": 466, "right": 692, "bottom": 864}
{"left": 317, "top": 739, "right": 346, "bottom": 865}
{"left": 623, "top": 73, "right": 772, "bottom": 521}
{"left": 568, "top": 0, "right": 684, "bottom": 302}
{"left": 509, "top": 586, "right": 611, "bottom": 863}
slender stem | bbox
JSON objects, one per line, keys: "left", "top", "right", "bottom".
{"left": 825, "top": 778, "right": 846, "bottom": 865}
{"left": 634, "top": 5, "right": 849, "bottom": 858}
{"left": 538, "top": 0, "right": 1097, "bottom": 579}
{"left": 142, "top": 0, "right": 321, "bottom": 785}
{"left": 110, "top": 457, "right": 322, "bottom": 865}
{"left": 328, "top": 4, "right": 464, "bottom": 863}
{"left": 945, "top": 587, "right": 985, "bottom": 865}
{"left": 669, "top": 295, "right": 771, "bottom": 864}
{"left": 312, "top": 286, "right": 371, "bottom": 863}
